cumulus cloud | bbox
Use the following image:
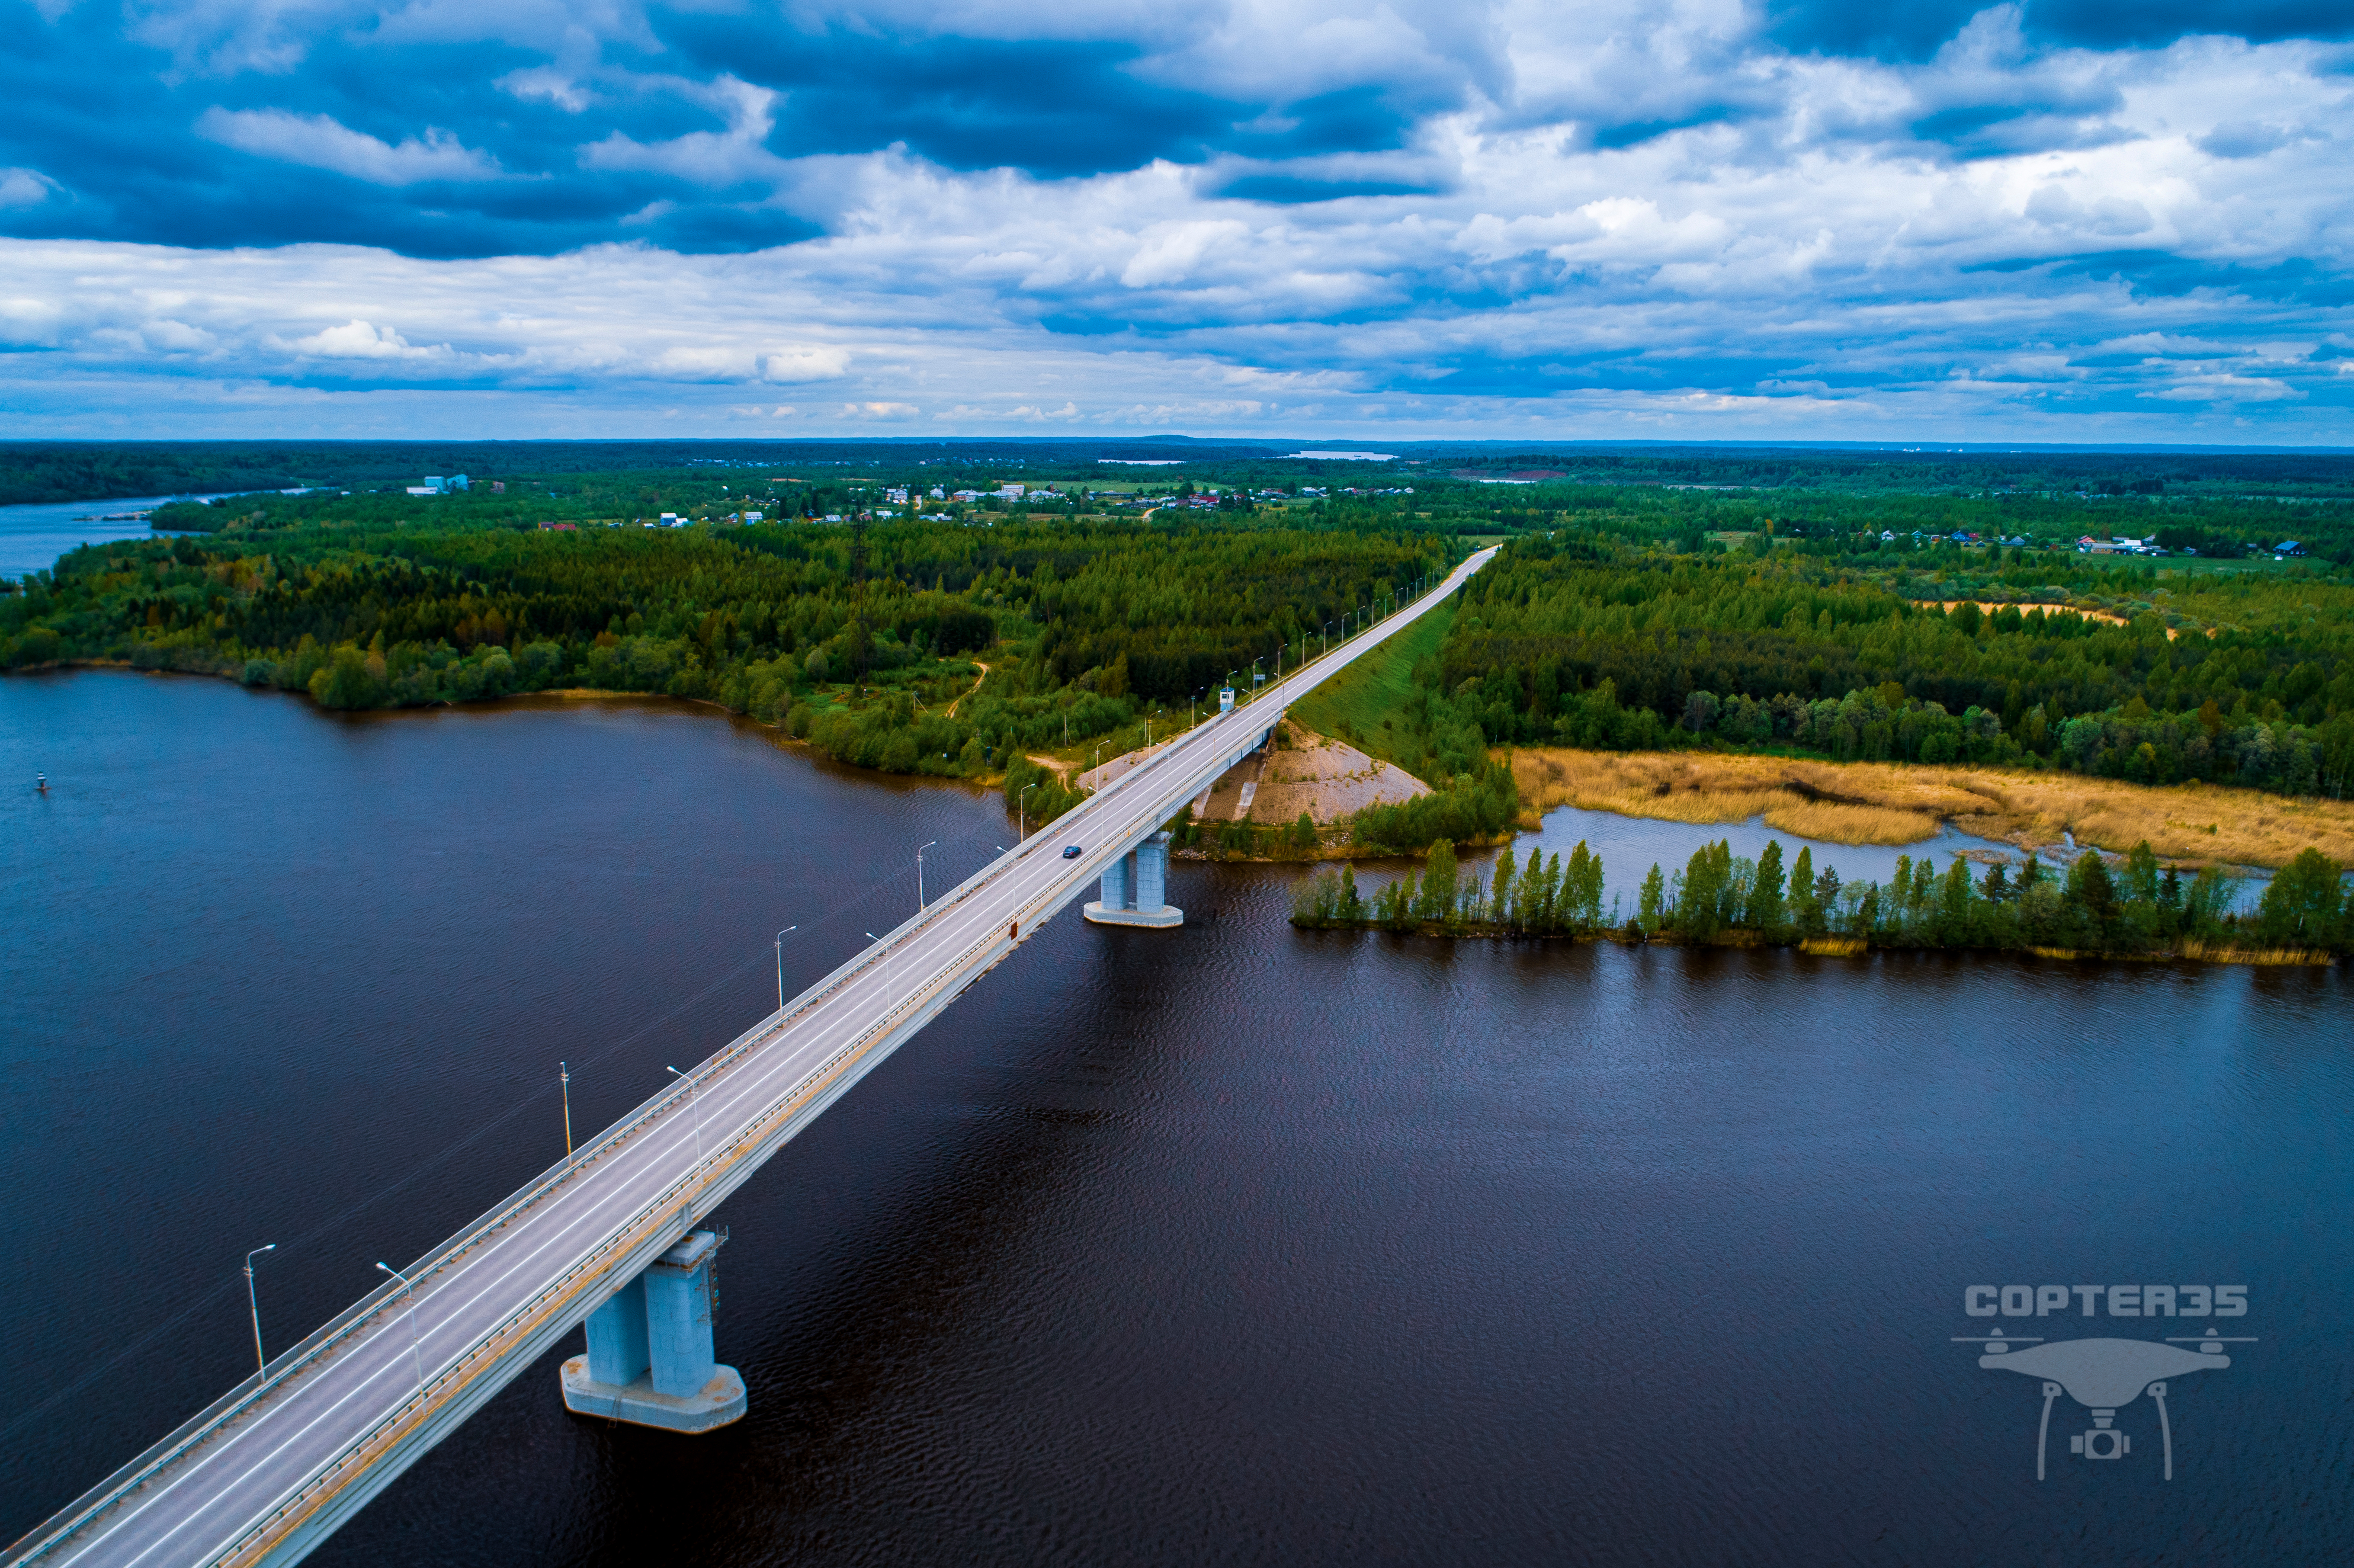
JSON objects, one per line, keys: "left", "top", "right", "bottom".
{"left": 197, "top": 109, "right": 501, "bottom": 184}
{"left": 284, "top": 319, "right": 448, "bottom": 359}
{"left": 0, "top": 1, "right": 2349, "bottom": 437}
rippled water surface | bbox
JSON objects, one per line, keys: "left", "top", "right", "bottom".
{"left": 3, "top": 671, "right": 2349, "bottom": 1566}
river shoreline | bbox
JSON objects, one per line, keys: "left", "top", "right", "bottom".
{"left": 1287, "top": 912, "right": 2338, "bottom": 966}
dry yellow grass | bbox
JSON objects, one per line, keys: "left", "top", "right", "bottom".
{"left": 1927, "top": 601, "right": 2209, "bottom": 641}
{"left": 2177, "top": 937, "right": 2336, "bottom": 967}
{"left": 1509, "top": 747, "right": 2354, "bottom": 869}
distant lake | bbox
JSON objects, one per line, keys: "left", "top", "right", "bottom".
{"left": 3, "top": 670, "right": 2347, "bottom": 1567}
{"left": 0, "top": 493, "right": 225, "bottom": 579}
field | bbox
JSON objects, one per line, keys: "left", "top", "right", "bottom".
{"left": 1508, "top": 747, "right": 2354, "bottom": 869}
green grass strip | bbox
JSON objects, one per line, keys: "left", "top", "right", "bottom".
{"left": 1288, "top": 599, "right": 1454, "bottom": 766}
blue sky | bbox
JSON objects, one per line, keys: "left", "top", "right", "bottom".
{"left": 4, "top": 0, "right": 2354, "bottom": 441}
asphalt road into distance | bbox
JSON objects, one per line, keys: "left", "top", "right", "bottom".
{"left": 17, "top": 547, "right": 1495, "bottom": 1568}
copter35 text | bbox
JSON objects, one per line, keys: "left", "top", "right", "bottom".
{"left": 1964, "top": 1286, "right": 2248, "bottom": 1318}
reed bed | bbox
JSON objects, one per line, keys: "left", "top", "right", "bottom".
{"left": 1509, "top": 747, "right": 2354, "bottom": 869}
{"left": 2177, "top": 937, "right": 2336, "bottom": 967}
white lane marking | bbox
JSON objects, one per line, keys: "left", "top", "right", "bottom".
{"left": 79, "top": 550, "right": 1496, "bottom": 1566}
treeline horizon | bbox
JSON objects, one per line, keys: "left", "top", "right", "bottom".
{"left": 1292, "top": 836, "right": 2350, "bottom": 959}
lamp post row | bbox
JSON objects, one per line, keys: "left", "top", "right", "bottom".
{"left": 239, "top": 565, "right": 1458, "bottom": 1391}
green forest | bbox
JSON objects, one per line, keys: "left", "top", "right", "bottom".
{"left": 9, "top": 444, "right": 2354, "bottom": 858}
{"left": 0, "top": 514, "right": 1443, "bottom": 830}
{"left": 1293, "top": 835, "right": 2350, "bottom": 958}
{"left": 1425, "top": 532, "right": 2354, "bottom": 798}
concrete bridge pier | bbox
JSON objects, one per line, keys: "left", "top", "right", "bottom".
{"left": 560, "top": 1229, "right": 746, "bottom": 1432}
{"left": 1084, "top": 831, "right": 1183, "bottom": 928}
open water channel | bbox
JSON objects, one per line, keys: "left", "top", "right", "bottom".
{"left": 3, "top": 671, "right": 2349, "bottom": 1566}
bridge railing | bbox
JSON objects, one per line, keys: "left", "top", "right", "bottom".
{"left": 10, "top": 545, "right": 1489, "bottom": 1568}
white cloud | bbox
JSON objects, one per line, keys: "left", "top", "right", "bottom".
{"left": 284, "top": 319, "right": 446, "bottom": 359}
{"left": 763, "top": 348, "right": 850, "bottom": 382}
{"left": 0, "top": 168, "right": 56, "bottom": 207}
{"left": 499, "top": 66, "right": 592, "bottom": 113}
{"left": 1122, "top": 220, "right": 1251, "bottom": 288}
{"left": 580, "top": 76, "right": 788, "bottom": 187}
{"left": 2025, "top": 183, "right": 2152, "bottom": 236}
{"left": 2140, "top": 375, "right": 2301, "bottom": 402}
{"left": 197, "top": 108, "right": 501, "bottom": 183}
{"left": 10, "top": 9, "right": 2354, "bottom": 439}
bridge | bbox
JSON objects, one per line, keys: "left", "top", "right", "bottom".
{"left": 9, "top": 548, "right": 1495, "bottom": 1568}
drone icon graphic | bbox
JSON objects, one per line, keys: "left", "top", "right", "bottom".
{"left": 1954, "top": 1326, "right": 2255, "bottom": 1479}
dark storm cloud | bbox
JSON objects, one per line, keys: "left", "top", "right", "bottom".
{"left": 1765, "top": 0, "right": 2354, "bottom": 62}
{"left": 654, "top": 23, "right": 1250, "bottom": 176}
{"left": 4, "top": 0, "right": 2351, "bottom": 257}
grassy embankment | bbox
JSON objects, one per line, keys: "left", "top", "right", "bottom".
{"left": 1510, "top": 747, "right": 2354, "bottom": 870}
{"left": 1279, "top": 584, "right": 2349, "bottom": 872}
{"left": 1288, "top": 599, "right": 1454, "bottom": 761}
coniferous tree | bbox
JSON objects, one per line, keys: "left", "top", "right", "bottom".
{"left": 1416, "top": 840, "right": 1459, "bottom": 922}
{"left": 1638, "top": 863, "right": 1666, "bottom": 933}
{"left": 1491, "top": 846, "right": 1518, "bottom": 928}
{"left": 1751, "top": 840, "right": 1787, "bottom": 932}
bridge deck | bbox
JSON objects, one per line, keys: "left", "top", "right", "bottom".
{"left": 10, "top": 548, "right": 1493, "bottom": 1568}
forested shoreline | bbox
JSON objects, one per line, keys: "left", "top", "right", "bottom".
{"left": 1419, "top": 533, "right": 2354, "bottom": 800}
{"left": 0, "top": 514, "right": 1474, "bottom": 836}
{"left": 1291, "top": 836, "right": 2349, "bottom": 962}
{"left": 7, "top": 463, "right": 2354, "bottom": 866}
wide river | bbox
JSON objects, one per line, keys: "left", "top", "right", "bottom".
{"left": 3, "top": 671, "right": 2348, "bottom": 1566}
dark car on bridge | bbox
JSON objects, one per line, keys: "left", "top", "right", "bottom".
{"left": 1062, "top": 844, "right": 1083, "bottom": 859}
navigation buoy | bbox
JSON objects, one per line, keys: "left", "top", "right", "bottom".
{"left": 35, "top": 772, "right": 46, "bottom": 793}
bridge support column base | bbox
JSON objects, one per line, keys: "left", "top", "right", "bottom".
{"left": 560, "top": 1356, "right": 746, "bottom": 1433}
{"left": 1082, "top": 901, "right": 1183, "bottom": 928}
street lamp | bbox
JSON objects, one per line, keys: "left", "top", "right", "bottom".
{"left": 244, "top": 1243, "right": 276, "bottom": 1377}
{"left": 1019, "top": 782, "right": 1039, "bottom": 840}
{"left": 559, "top": 1062, "right": 574, "bottom": 1160}
{"left": 917, "top": 842, "right": 938, "bottom": 907}
{"left": 666, "top": 1065, "right": 705, "bottom": 1165}
{"left": 374, "top": 1262, "right": 427, "bottom": 1397}
{"left": 773, "top": 926, "right": 797, "bottom": 1011}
